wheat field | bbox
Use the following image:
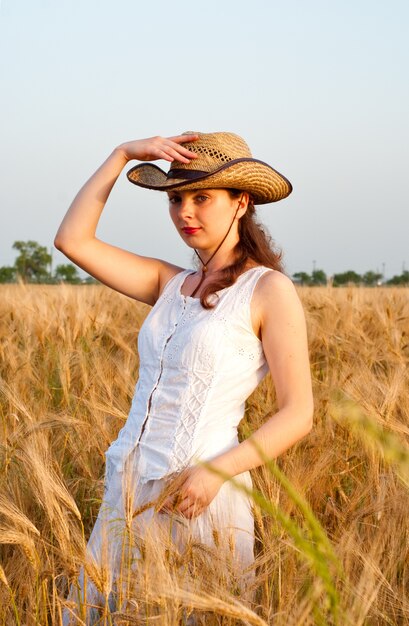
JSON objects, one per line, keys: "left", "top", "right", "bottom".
{"left": 0, "top": 284, "right": 408, "bottom": 625}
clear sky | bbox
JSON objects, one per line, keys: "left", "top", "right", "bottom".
{"left": 1, "top": 0, "right": 408, "bottom": 279}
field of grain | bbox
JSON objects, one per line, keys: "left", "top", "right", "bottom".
{"left": 0, "top": 284, "right": 408, "bottom": 625}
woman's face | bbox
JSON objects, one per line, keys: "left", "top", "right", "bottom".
{"left": 167, "top": 188, "right": 246, "bottom": 253}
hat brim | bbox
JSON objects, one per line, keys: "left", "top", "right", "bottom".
{"left": 126, "top": 158, "right": 292, "bottom": 205}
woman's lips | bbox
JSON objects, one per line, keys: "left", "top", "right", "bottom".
{"left": 182, "top": 227, "right": 201, "bottom": 235}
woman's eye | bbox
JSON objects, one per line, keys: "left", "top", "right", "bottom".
{"left": 196, "top": 195, "right": 208, "bottom": 202}
{"left": 169, "top": 196, "right": 180, "bottom": 204}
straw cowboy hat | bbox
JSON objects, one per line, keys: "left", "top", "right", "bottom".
{"left": 126, "top": 131, "right": 292, "bottom": 205}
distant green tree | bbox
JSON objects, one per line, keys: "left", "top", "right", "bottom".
{"left": 292, "top": 271, "right": 311, "bottom": 285}
{"left": 333, "top": 270, "right": 362, "bottom": 286}
{"left": 362, "top": 271, "right": 383, "bottom": 286}
{"left": 0, "top": 266, "right": 16, "bottom": 283}
{"left": 12, "top": 240, "right": 51, "bottom": 283}
{"left": 386, "top": 271, "right": 409, "bottom": 285}
{"left": 310, "top": 269, "right": 327, "bottom": 285}
{"left": 54, "top": 263, "right": 81, "bottom": 284}
{"left": 82, "top": 275, "right": 99, "bottom": 284}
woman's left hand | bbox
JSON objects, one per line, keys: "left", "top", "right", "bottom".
{"left": 157, "top": 462, "right": 227, "bottom": 519}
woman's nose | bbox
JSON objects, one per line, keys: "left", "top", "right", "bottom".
{"left": 177, "top": 197, "right": 194, "bottom": 218}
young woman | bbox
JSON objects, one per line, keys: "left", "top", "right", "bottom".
{"left": 56, "top": 132, "right": 314, "bottom": 622}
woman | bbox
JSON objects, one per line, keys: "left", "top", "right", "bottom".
{"left": 56, "top": 131, "right": 314, "bottom": 622}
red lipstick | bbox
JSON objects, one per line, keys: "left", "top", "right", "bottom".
{"left": 182, "top": 227, "right": 201, "bottom": 235}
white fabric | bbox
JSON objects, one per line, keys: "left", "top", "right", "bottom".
{"left": 63, "top": 447, "right": 256, "bottom": 624}
{"left": 105, "top": 265, "right": 272, "bottom": 483}
{"left": 63, "top": 266, "right": 273, "bottom": 623}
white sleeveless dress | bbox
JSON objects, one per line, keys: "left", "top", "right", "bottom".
{"left": 63, "top": 266, "right": 273, "bottom": 623}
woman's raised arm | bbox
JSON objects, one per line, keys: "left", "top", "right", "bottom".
{"left": 54, "top": 134, "right": 198, "bottom": 305}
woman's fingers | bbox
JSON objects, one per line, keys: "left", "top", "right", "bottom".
{"left": 179, "top": 501, "right": 204, "bottom": 519}
{"left": 157, "top": 490, "right": 182, "bottom": 513}
{"left": 173, "top": 499, "right": 204, "bottom": 519}
{"left": 118, "top": 134, "right": 199, "bottom": 163}
{"left": 160, "top": 136, "right": 199, "bottom": 162}
{"left": 157, "top": 145, "right": 194, "bottom": 163}
{"left": 156, "top": 465, "right": 216, "bottom": 518}
{"left": 168, "top": 133, "right": 199, "bottom": 145}
{"left": 157, "top": 494, "right": 204, "bottom": 518}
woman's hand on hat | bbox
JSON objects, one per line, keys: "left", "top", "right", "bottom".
{"left": 157, "top": 462, "right": 226, "bottom": 519}
{"left": 117, "top": 134, "right": 199, "bottom": 164}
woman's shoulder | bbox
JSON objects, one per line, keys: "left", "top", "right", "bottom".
{"left": 243, "top": 263, "right": 296, "bottom": 292}
{"left": 252, "top": 268, "right": 302, "bottom": 318}
{"left": 256, "top": 268, "right": 296, "bottom": 291}
{"left": 241, "top": 267, "right": 301, "bottom": 341}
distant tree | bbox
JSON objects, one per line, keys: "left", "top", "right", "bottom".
{"left": 0, "top": 266, "right": 16, "bottom": 283}
{"left": 362, "top": 271, "right": 383, "bottom": 286}
{"left": 333, "top": 270, "right": 362, "bottom": 286}
{"left": 82, "top": 275, "right": 99, "bottom": 284}
{"left": 310, "top": 269, "right": 327, "bottom": 285}
{"left": 12, "top": 240, "right": 51, "bottom": 283}
{"left": 292, "top": 271, "right": 311, "bottom": 285}
{"left": 386, "top": 271, "right": 409, "bottom": 285}
{"left": 54, "top": 263, "right": 81, "bottom": 284}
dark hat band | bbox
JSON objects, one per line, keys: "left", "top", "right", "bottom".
{"left": 127, "top": 156, "right": 293, "bottom": 204}
{"left": 167, "top": 168, "right": 210, "bottom": 180}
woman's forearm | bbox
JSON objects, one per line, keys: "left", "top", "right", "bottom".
{"left": 54, "top": 147, "right": 128, "bottom": 251}
{"left": 209, "top": 405, "right": 313, "bottom": 478}
{"left": 54, "top": 135, "right": 199, "bottom": 254}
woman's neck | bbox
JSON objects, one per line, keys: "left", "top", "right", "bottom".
{"left": 194, "top": 237, "right": 240, "bottom": 273}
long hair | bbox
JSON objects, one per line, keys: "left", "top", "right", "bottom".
{"left": 197, "top": 189, "right": 284, "bottom": 309}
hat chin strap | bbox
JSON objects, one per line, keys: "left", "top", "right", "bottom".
{"left": 189, "top": 194, "right": 243, "bottom": 298}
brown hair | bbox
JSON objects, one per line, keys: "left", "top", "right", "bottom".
{"left": 198, "top": 189, "right": 284, "bottom": 309}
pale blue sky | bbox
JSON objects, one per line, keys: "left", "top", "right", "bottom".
{"left": 1, "top": 0, "right": 408, "bottom": 278}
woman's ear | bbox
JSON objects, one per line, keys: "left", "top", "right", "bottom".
{"left": 236, "top": 192, "right": 251, "bottom": 218}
